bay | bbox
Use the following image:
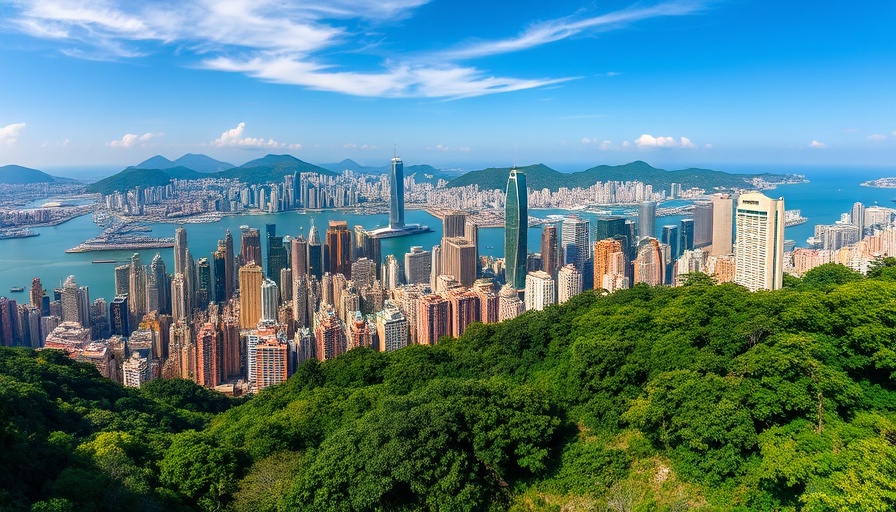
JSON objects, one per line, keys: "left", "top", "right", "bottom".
{"left": 0, "top": 166, "right": 894, "bottom": 304}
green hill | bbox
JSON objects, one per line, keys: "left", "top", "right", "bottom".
{"left": 3, "top": 263, "right": 896, "bottom": 511}
{"left": 446, "top": 163, "right": 564, "bottom": 190}
{"left": 0, "top": 164, "right": 60, "bottom": 184}
{"left": 84, "top": 166, "right": 203, "bottom": 195}
{"left": 446, "top": 160, "right": 787, "bottom": 192}
{"left": 218, "top": 154, "right": 336, "bottom": 185}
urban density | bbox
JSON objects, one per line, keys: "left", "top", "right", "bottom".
{"left": 1, "top": 159, "right": 894, "bottom": 395}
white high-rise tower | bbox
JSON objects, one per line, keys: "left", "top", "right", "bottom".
{"left": 734, "top": 192, "right": 785, "bottom": 292}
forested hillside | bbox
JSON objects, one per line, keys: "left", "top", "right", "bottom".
{"left": 3, "top": 262, "right": 896, "bottom": 511}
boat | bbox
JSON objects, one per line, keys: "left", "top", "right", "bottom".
{"left": 92, "top": 259, "right": 118, "bottom": 264}
{"left": 0, "top": 228, "right": 40, "bottom": 240}
{"left": 9, "top": 286, "right": 24, "bottom": 293}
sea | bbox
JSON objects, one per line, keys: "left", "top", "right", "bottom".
{"left": 1, "top": 167, "right": 894, "bottom": 304}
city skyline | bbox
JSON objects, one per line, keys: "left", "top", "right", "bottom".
{"left": 0, "top": 1, "right": 894, "bottom": 173}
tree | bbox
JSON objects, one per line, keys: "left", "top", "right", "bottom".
{"left": 159, "top": 431, "right": 243, "bottom": 512}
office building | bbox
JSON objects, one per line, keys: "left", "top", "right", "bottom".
{"left": 504, "top": 167, "right": 528, "bottom": 290}
{"left": 195, "top": 323, "right": 219, "bottom": 388}
{"left": 711, "top": 194, "right": 734, "bottom": 255}
{"left": 639, "top": 201, "right": 657, "bottom": 240}
{"left": 60, "top": 276, "right": 83, "bottom": 326}
{"left": 351, "top": 258, "right": 377, "bottom": 290}
{"left": 314, "top": 306, "right": 346, "bottom": 361}
{"left": 291, "top": 235, "right": 308, "bottom": 278}
{"left": 442, "top": 237, "right": 477, "bottom": 288}
{"left": 390, "top": 155, "right": 405, "bottom": 228}
{"left": 541, "top": 224, "right": 560, "bottom": 277}
{"left": 734, "top": 192, "right": 785, "bottom": 291}
{"left": 196, "top": 257, "right": 211, "bottom": 307}
{"left": 404, "top": 246, "right": 431, "bottom": 285}
{"left": 525, "top": 271, "right": 555, "bottom": 312}
{"left": 110, "top": 296, "right": 130, "bottom": 337}
{"left": 128, "top": 253, "right": 147, "bottom": 321}
{"left": 443, "top": 211, "right": 467, "bottom": 238}
{"left": 376, "top": 302, "right": 409, "bottom": 352}
{"left": 562, "top": 217, "right": 591, "bottom": 272}
{"left": 240, "top": 227, "right": 261, "bottom": 266}
{"left": 261, "top": 278, "right": 279, "bottom": 322}
{"left": 680, "top": 218, "right": 695, "bottom": 252}
{"left": 593, "top": 238, "right": 625, "bottom": 291}
{"left": 498, "top": 284, "right": 524, "bottom": 322}
{"left": 634, "top": 238, "right": 665, "bottom": 286}
{"left": 851, "top": 202, "right": 866, "bottom": 235}
{"left": 239, "top": 263, "right": 263, "bottom": 328}
{"left": 557, "top": 264, "right": 583, "bottom": 303}
{"left": 326, "top": 220, "right": 352, "bottom": 279}
{"left": 693, "top": 201, "right": 713, "bottom": 248}
{"left": 307, "top": 222, "right": 323, "bottom": 279}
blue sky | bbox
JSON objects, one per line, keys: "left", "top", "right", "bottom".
{"left": 0, "top": 0, "right": 894, "bottom": 176}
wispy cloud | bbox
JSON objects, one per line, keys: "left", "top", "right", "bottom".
{"left": 867, "top": 133, "right": 887, "bottom": 142}
{"left": 809, "top": 140, "right": 826, "bottom": 149}
{"left": 6, "top": 1, "right": 705, "bottom": 99}
{"left": 108, "top": 132, "right": 163, "bottom": 148}
{"left": 212, "top": 122, "right": 300, "bottom": 149}
{"left": 426, "top": 144, "right": 471, "bottom": 152}
{"left": 439, "top": 1, "right": 705, "bottom": 60}
{"left": 0, "top": 123, "right": 27, "bottom": 145}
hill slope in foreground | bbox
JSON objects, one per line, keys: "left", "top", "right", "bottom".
{"left": 2, "top": 262, "right": 896, "bottom": 511}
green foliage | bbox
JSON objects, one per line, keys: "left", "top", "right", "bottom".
{"left": 446, "top": 160, "right": 787, "bottom": 192}
{"left": 5, "top": 273, "right": 896, "bottom": 511}
{"left": 159, "top": 431, "right": 244, "bottom": 512}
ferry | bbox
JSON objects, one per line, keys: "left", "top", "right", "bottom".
{"left": 9, "top": 286, "right": 24, "bottom": 293}
{"left": 0, "top": 228, "right": 40, "bottom": 240}
{"left": 92, "top": 259, "right": 118, "bottom": 264}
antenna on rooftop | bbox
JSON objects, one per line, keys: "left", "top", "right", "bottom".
{"left": 513, "top": 144, "right": 518, "bottom": 169}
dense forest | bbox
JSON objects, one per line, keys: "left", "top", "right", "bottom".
{"left": 2, "top": 262, "right": 896, "bottom": 511}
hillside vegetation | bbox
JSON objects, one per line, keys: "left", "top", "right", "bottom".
{"left": 446, "top": 160, "right": 786, "bottom": 192}
{"left": 2, "top": 262, "right": 896, "bottom": 511}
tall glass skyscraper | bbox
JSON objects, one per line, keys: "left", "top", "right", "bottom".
{"left": 390, "top": 156, "right": 405, "bottom": 229}
{"left": 504, "top": 168, "right": 527, "bottom": 290}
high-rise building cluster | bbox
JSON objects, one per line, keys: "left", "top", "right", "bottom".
{"left": 7, "top": 159, "right": 896, "bottom": 396}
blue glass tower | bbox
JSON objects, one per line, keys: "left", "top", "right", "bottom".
{"left": 389, "top": 156, "right": 405, "bottom": 229}
{"left": 504, "top": 168, "right": 527, "bottom": 290}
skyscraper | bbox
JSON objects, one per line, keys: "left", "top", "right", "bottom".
{"left": 291, "top": 235, "right": 308, "bottom": 278}
{"left": 267, "top": 234, "right": 288, "bottom": 281}
{"left": 417, "top": 294, "right": 450, "bottom": 345}
{"left": 149, "top": 253, "right": 170, "bottom": 314}
{"left": 693, "top": 201, "right": 713, "bottom": 248}
{"left": 711, "top": 194, "right": 734, "bottom": 256}
{"left": 261, "top": 278, "right": 279, "bottom": 322}
{"left": 442, "top": 237, "right": 477, "bottom": 288}
{"left": 174, "top": 227, "right": 188, "bottom": 276}
{"left": 30, "top": 277, "right": 43, "bottom": 309}
{"left": 376, "top": 302, "right": 409, "bottom": 352}
{"left": 240, "top": 227, "right": 261, "bottom": 266}
{"left": 128, "top": 254, "right": 147, "bottom": 321}
{"left": 404, "top": 246, "right": 432, "bottom": 285}
{"left": 390, "top": 155, "right": 405, "bottom": 229}
{"left": 326, "top": 220, "right": 352, "bottom": 279}
{"left": 557, "top": 264, "right": 583, "bottom": 303}
{"left": 734, "top": 192, "right": 785, "bottom": 292}
{"left": 239, "top": 263, "right": 263, "bottom": 328}
{"left": 110, "top": 296, "right": 130, "bottom": 336}
{"left": 593, "top": 238, "right": 626, "bottom": 291}
{"left": 308, "top": 222, "right": 323, "bottom": 279}
{"left": 661, "top": 225, "right": 681, "bottom": 260}
{"left": 638, "top": 201, "right": 657, "bottom": 240}
{"left": 223, "top": 229, "right": 235, "bottom": 300}
{"left": 541, "top": 224, "right": 560, "bottom": 277}
{"left": 562, "top": 217, "right": 591, "bottom": 272}
{"left": 634, "top": 238, "right": 665, "bottom": 286}
{"left": 680, "top": 218, "right": 695, "bottom": 253}
{"left": 525, "top": 270, "right": 555, "bottom": 312}
{"left": 504, "top": 168, "right": 527, "bottom": 290}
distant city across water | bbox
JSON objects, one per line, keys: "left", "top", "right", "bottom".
{"left": 0, "top": 166, "right": 894, "bottom": 304}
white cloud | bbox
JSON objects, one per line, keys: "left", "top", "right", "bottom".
{"left": 809, "top": 140, "right": 826, "bottom": 148}
{"left": 867, "top": 133, "right": 887, "bottom": 142}
{"left": 212, "top": 122, "right": 300, "bottom": 149}
{"left": 108, "top": 132, "right": 162, "bottom": 148}
{"left": 440, "top": 1, "right": 704, "bottom": 60}
{"left": 634, "top": 134, "right": 697, "bottom": 149}
{"left": 0, "top": 123, "right": 26, "bottom": 145}
{"left": 581, "top": 138, "right": 591, "bottom": 144}
{"left": 5, "top": 1, "right": 703, "bottom": 99}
